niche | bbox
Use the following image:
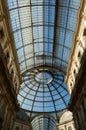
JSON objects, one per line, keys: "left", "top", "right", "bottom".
{"left": 83, "top": 28, "right": 86, "bottom": 36}
{"left": 73, "top": 69, "right": 76, "bottom": 75}
{"left": 78, "top": 51, "right": 81, "bottom": 58}
{"left": 0, "top": 29, "right": 4, "bottom": 39}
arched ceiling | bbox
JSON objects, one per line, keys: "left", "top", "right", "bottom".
{"left": 31, "top": 115, "right": 56, "bottom": 130}
{"left": 7, "top": 0, "right": 81, "bottom": 115}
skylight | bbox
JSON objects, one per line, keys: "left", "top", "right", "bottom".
{"left": 7, "top": 0, "right": 81, "bottom": 113}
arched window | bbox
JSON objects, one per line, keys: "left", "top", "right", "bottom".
{"left": 15, "top": 126, "right": 20, "bottom": 130}
{"left": 68, "top": 126, "right": 72, "bottom": 130}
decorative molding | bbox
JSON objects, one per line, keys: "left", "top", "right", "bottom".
{"left": 65, "top": 0, "right": 86, "bottom": 95}
{"left": 0, "top": 0, "right": 22, "bottom": 94}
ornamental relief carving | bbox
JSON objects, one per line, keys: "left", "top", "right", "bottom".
{"left": 66, "top": 30, "right": 86, "bottom": 94}
{"left": 0, "top": 30, "right": 20, "bottom": 94}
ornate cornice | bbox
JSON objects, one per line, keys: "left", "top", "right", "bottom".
{"left": 0, "top": 44, "right": 19, "bottom": 111}
{"left": 0, "top": 0, "right": 22, "bottom": 94}
{"left": 65, "top": 0, "right": 86, "bottom": 94}
{"left": 68, "top": 50, "right": 86, "bottom": 112}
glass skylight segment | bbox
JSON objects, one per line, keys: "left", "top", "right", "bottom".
{"left": 31, "top": 0, "right": 43, "bottom": 4}
{"left": 63, "top": 48, "right": 70, "bottom": 62}
{"left": 64, "top": 30, "right": 73, "bottom": 48}
{"left": 43, "top": 3, "right": 55, "bottom": 57}
{"left": 32, "top": 6, "right": 43, "bottom": 25}
{"left": 10, "top": 9, "right": 20, "bottom": 32}
{"left": 58, "top": 0, "right": 69, "bottom": 6}
{"left": 57, "top": 7, "right": 68, "bottom": 28}
{"left": 70, "top": 0, "right": 81, "bottom": 9}
{"left": 31, "top": 4, "right": 43, "bottom": 60}
{"left": 21, "top": 28, "right": 32, "bottom": 45}
{"left": 56, "top": 45, "right": 63, "bottom": 59}
{"left": 19, "top": 7, "right": 31, "bottom": 28}
{"left": 18, "top": 0, "right": 30, "bottom": 6}
{"left": 7, "top": 0, "right": 17, "bottom": 9}
{"left": 14, "top": 31, "right": 22, "bottom": 49}
{"left": 67, "top": 9, "right": 78, "bottom": 31}
{"left": 56, "top": 28, "right": 65, "bottom": 45}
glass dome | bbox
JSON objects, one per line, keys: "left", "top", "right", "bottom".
{"left": 18, "top": 67, "right": 70, "bottom": 112}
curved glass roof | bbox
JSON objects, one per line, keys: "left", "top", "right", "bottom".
{"left": 7, "top": 0, "right": 81, "bottom": 113}
{"left": 7, "top": 0, "right": 81, "bottom": 74}
{"left": 31, "top": 115, "right": 56, "bottom": 130}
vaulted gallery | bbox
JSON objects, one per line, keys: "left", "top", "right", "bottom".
{"left": 0, "top": 0, "right": 86, "bottom": 130}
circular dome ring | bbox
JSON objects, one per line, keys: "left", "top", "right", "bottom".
{"left": 18, "top": 67, "right": 70, "bottom": 113}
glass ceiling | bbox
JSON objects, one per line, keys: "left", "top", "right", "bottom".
{"left": 31, "top": 115, "right": 56, "bottom": 130}
{"left": 7, "top": 0, "right": 81, "bottom": 113}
